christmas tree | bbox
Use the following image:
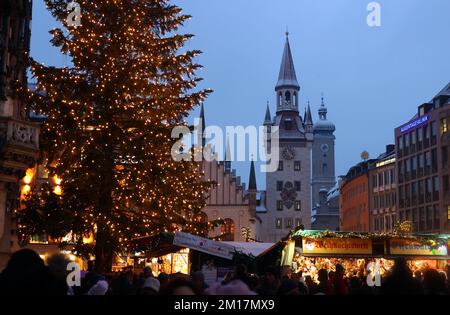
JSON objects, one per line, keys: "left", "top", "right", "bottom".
{"left": 18, "top": 0, "right": 213, "bottom": 273}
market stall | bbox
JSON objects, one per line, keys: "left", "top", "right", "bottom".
{"left": 262, "top": 229, "right": 450, "bottom": 283}
{"left": 128, "top": 231, "right": 272, "bottom": 281}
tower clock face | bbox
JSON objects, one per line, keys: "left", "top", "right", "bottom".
{"left": 321, "top": 144, "right": 329, "bottom": 153}
{"left": 282, "top": 146, "right": 295, "bottom": 160}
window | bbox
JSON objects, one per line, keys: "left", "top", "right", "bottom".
{"left": 424, "top": 124, "right": 430, "bottom": 139}
{"left": 285, "top": 91, "right": 291, "bottom": 104}
{"left": 278, "top": 161, "right": 284, "bottom": 171}
{"left": 431, "top": 149, "right": 438, "bottom": 172}
{"left": 373, "top": 175, "right": 378, "bottom": 187}
{"left": 294, "top": 181, "right": 301, "bottom": 191}
{"left": 322, "top": 163, "right": 328, "bottom": 174}
{"left": 442, "top": 146, "right": 448, "bottom": 165}
{"left": 397, "top": 136, "right": 403, "bottom": 150}
{"left": 285, "top": 218, "right": 293, "bottom": 228}
{"left": 277, "top": 200, "right": 283, "bottom": 211}
{"left": 441, "top": 118, "right": 448, "bottom": 134}
{"left": 417, "top": 128, "right": 423, "bottom": 142}
{"left": 419, "top": 154, "right": 424, "bottom": 169}
{"left": 294, "top": 161, "right": 301, "bottom": 171}
{"left": 431, "top": 121, "right": 437, "bottom": 137}
{"left": 277, "top": 181, "right": 283, "bottom": 191}
{"left": 196, "top": 212, "right": 208, "bottom": 224}
{"left": 378, "top": 173, "right": 384, "bottom": 186}
{"left": 295, "top": 218, "right": 302, "bottom": 227}
{"left": 444, "top": 175, "right": 449, "bottom": 192}
{"left": 221, "top": 219, "right": 235, "bottom": 241}
{"left": 276, "top": 218, "right": 282, "bottom": 229}
{"left": 37, "top": 165, "right": 49, "bottom": 179}
{"left": 433, "top": 176, "right": 439, "bottom": 192}
{"left": 295, "top": 200, "right": 301, "bottom": 211}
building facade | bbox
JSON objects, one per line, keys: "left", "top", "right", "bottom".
{"left": 0, "top": 0, "right": 39, "bottom": 269}
{"left": 199, "top": 105, "right": 257, "bottom": 242}
{"left": 395, "top": 83, "right": 450, "bottom": 233}
{"left": 339, "top": 161, "right": 371, "bottom": 232}
{"left": 368, "top": 145, "right": 397, "bottom": 233}
{"left": 311, "top": 97, "right": 336, "bottom": 207}
{"left": 256, "top": 34, "right": 313, "bottom": 242}
{"left": 311, "top": 181, "right": 340, "bottom": 231}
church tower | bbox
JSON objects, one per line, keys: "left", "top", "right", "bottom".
{"left": 311, "top": 96, "right": 336, "bottom": 207}
{"left": 257, "top": 34, "right": 313, "bottom": 242}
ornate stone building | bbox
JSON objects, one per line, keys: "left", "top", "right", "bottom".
{"left": 312, "top": 96, "right": 336, "bottom": 207}
{"left": 0, "top": 0, "right": 39, "bottom": 269}
{"left": 256, "top": 34, "right": 313, "bottom": 242}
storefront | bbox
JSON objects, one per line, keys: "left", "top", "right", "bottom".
{"left": 267, "top": 230, "right": 450, "bottom": 282}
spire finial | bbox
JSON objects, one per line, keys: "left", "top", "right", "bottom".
{"left": 285, "top": 26, "right": 289, "bottom": 38}
{"left": 321, "top": 92, "right": 325, "bottom": 106}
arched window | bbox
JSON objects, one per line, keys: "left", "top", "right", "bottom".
{"left": 221, "top": 218, "right": 235, "bottom": 241}
{"left": 285, "top": 91, "right": 291, "bottom": 105}
{"left": 196, "top": 212, "right": 208, "bottom": 224}
{"left": 278, "top": 92, "right": 282, "bottom": 107}
{"left": 293, "top": 92, "right": 298, "bottom": 107}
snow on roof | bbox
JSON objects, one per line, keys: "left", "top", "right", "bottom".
{"left": 220, "top": 242, "right": 275, "bottom": 257}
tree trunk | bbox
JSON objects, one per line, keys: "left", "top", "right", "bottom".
{"left": 94, "top": 141, "right": 115, "bottom": 274}
{"left": 94, "top": 227, "right": 114, "bottom": 274}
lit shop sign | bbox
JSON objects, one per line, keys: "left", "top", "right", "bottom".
{"left": 302, "top": 238, "right": 373, "bottom": 255}
{"left": 376, "top": 158, "right": 396, "bottom": 168}
{"left": 389, "top": 239, "right": 448, "bottom": 256}
{"left": 400, "top": 115, "right": 429, "bottom": 133}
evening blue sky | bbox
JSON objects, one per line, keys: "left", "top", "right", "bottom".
{"left": 30, "top": 0, "right": 450, "bottom": 189}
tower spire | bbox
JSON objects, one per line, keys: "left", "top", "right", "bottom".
{"left": 275, "top": 33, "right": 300, "bottom": 91}
{"left": 319, "top": 93, "right": 328, "bottom": 120}
{"left": 264, "top": 101, "right": 272, "bottom": 125}
{"left": 224, "top": 135, "right": 232, "bottom": 172}
{"left": 248, "top": 159, "right": 257, "bottom": 191}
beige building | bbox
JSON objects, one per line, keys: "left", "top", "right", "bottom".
{"left": 199, "top": 106, "right": 257, "bottom": 242}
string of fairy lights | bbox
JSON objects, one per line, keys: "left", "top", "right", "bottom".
{"left": 17, "top": 0, "right": 216, "bottom": 260}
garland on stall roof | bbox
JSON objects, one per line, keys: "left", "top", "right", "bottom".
{"left": 289, "top": 222, "right": 448, "bottom": 250}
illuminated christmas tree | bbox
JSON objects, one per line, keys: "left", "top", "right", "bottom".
{"left": 18, "top": 0, "right": 212, "bottom": 272}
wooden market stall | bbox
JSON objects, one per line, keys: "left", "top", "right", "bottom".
{"left": 258, "top": 229, "right": 450, "bottom": 281}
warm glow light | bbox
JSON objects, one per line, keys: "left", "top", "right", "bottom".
{"left": 53, "top": 186, "right": 62, "bottom": 195}
{"left": 23, "top": 168, "right": 35, "bottom": 184}
{"left": 22, "top": 184, "right": 31, "bottom": 195}
{"left": 83, "top": 233, "right": 94, "bottom": 244}
{"left": 53, "top": 175, "right": 62, "bottom": 185}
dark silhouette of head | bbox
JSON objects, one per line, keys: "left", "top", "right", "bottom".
{"left": 0, "top": 249, "right": 66, "bottom": 295}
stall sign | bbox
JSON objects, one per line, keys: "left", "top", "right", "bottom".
{"left": 302, "top": 238, "right": 373, "bottom": 255}
{"left": 173, "top": 232, "right": 234, "bottom": 260}
{"left": 389, "top": 239, "right": 448, "bottom": 256}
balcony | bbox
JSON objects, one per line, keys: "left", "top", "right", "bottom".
{"left": 0, "top": 118, "right": 39, "bottom": 180}
{"left": 0, "top": 118, "right": 39, "bottom": 151}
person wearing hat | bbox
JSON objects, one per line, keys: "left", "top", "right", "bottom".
{"left": 142, "top": 277, "right": 160, "bottom": 295}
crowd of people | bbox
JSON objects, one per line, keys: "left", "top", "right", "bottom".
{"left": 0, "top": 249, "right": 449, "bottom": 295}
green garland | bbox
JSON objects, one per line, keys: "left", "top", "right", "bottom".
{"left": 289, "top": 225, "right": 449, "bottom": 250}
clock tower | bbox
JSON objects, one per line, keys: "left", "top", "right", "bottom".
{"left": 256, "top": 34, "right": 313, "bottom": 242}
{"left": 311, "top": 96, "right": 336, "bottom": 207}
